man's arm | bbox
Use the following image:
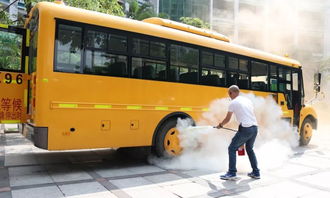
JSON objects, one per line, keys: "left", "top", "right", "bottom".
{"left": 216, "top": 111, "right": 233, "bottom": 129}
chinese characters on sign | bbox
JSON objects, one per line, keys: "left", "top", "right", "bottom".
{"left": 0, "top": 97, "right": 22, "bottom": 120}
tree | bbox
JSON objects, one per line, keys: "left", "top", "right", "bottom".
{"left": 0, "top": 12, "right": 14, "bottom": 25}
{"left": 0, "top": 31, "right": 22, "bottom": 70}
{"left": 179, "top": 17, "right": 210, "bottom": 29}
{"left": 127, "top": 0, "right": 156, "bottom": 20}
{"left": 24, "top": 0, "right": 124, "bottom": 17}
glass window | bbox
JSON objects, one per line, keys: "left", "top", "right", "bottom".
{"left": 215, "top": 54, "right": 226, "bottom": 68}
{"left": 251, "top": 61, "right": 268, "bottom": 91}
{"left": 27, "top": 9, "right": 39, "bottom": 73}
{"left": 228, "top": 57, "right": 238, "bottom": 70}
{"left": 227, "top": 72, "right": 238, "bottom": 86}
{"left": 55, "top": 24, "right": 82, "bottom": 73}
{"left": 239, "top": 59, "right": 248, "bottom": 72}
{"left": 270, "top": 65, "right": 278, "bottom": 91}
{"left": 292, "top": 71, "right": 298, "bottom": 91}
{"left": 132, "top": 57, "right": 166, "bottom": 80}
{"left": 132, "top": 38, "right": 149, "bottom": 56}
{"left": 201, "top": 68, "right": 225, "bottom": 86}
{"left": 170, "top": 44, "right": 199, "bottom": 84}
{"left": 109, "top": 34, "right": 127, "bottom": 52}
{"left": 279, "top": 67, "right": 291, "bottom": 81}
{"left": 85, "top": 50, "right": 127, "bottom": 77}
{"left": 238, "top": 73, "right": 249, "bottom": 89}
{"left": 86, "top": 30, "right": 107, "bottom": 50}
{"left": 170, "top": 44, "right": 199, "bottom": 68}
{"left": 150, "top": 41, "right": 166, "bottom": 58}
{"left": 0, "top": 31, "right": 23, "bottom": 71}
{"left": 202, "top": 51, "right": 213, "bottom": 66}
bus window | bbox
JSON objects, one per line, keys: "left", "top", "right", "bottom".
{"left": 132, "top": 57, "right": 166, "bottom": 80}
{"left": 279, "top": 67, "right": 292, "bottom": 108}
{"left": 251, "top": 61, "right": 268, "bottom": 91}
{"left": 270, "top": 65, "right": 278, "bottom": 91}
{"left": 238, "top": 73, "right": 249, "bottom": 89}
{"left": 0, "top": 31, "right": 23, "bottom": 71}
{"left": 55, "top": 24, "right": 82, "bottom": 73}
{"left": 170, "top": 44, "right": 199, "bottom": 84}
{"left": 85, "top": 51, "right": 127, "bottom": 77}
{"left": 132, "top": 38, "right": 149, "bottom": 56}
{"left": 292, "top": 72, "right": 298, "bottom": 91}
{"left": 86, "top": 30, "right": 107, "bottom": 50}
{"left": 228, "top": 57, "right": 238, "bottom": 70}
{"left": 227, "top": 72, "right": 238, "bottom": 86}
{"left": 239, "top": 59, "right": 248, "bottom": 72}
{"left": 150, "top": 41, "right": 166, "bottom": 58}
{"left": 215, "top": 54, "right": 226, "bottom": 68}
{"left": 201, "top": 68, "right": 225, "bottom": 86}
{"left": 27, "top": 9, "right": 39, "bottom": 73}
{"left": 202, "top": 51, "right": 213, "bottom": 66}
{"left": 109, "top": 34, "right": 127, "bottom": 52}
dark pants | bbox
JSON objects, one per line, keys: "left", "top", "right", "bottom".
{"left": 228, "top": 125, "right": 259, "bottom": 174}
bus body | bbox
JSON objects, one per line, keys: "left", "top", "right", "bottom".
{"left": 0, "top": 1, "right": 317, "bottom": 156}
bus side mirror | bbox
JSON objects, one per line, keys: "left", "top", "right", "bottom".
{"left": 313, "top": 73, "right": 321, "bottom": 93}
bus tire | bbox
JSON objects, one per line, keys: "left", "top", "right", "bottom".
{"left": 154, "top": 118, "right": 182, "bottom": 158}
{"left": 300, "top": 117, "right": 314, "bottom": 146}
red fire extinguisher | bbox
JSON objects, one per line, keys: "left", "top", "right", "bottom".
{"left": 238, "top": 145, "right": 245, "bottom": 156}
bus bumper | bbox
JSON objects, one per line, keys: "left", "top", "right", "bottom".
{"left": 23, "top": 124, "right": 48, "bottom": 149}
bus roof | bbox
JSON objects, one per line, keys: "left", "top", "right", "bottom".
{"left": 34, "top": 2, "right": 301, "bottom": 68}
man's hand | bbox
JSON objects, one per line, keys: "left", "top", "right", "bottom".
{"left": 214, "top": 123, "right": 223, "bottom": 129}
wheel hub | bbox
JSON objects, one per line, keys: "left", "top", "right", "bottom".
{"left": 164, "top": 127, "right": 182, "bottom": 156}
{"left": 303, "top": 123, "right": 313, "bottom": 141}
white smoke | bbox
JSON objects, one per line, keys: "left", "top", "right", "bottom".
{"left": 151, "top": 93, "right": 299, "bottom": 172}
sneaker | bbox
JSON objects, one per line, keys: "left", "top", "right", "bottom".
{"left": 220, "top": 172, "right": 237, "bottom": 180}
{"left": 247, "top": 172, "right": 260, "bottom": 179}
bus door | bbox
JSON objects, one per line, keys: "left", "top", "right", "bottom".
{"left": 292, "top": 69, "right": 303, "bottom": 126}
{"left": 0, "top": 25, "right": 29, "bottom": 124}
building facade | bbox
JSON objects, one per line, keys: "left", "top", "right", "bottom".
{"left": 0, "top": 0, "right": 26, "bottom": 22}
{"left": 155, "top": 0, "right": 330, "bottom": 93}
{"left": 158, "top": 0, "right": 210, "bottom": 22}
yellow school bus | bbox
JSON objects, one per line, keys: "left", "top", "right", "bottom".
{"left": 0, "top": 1, "right": 319, "bottom": 157}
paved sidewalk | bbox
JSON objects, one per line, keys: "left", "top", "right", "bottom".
{"left": 1, "top": 128, "right": 330, "bottom": 198}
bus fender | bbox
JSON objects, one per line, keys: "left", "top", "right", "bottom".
{"left": 299, "top": 106, "right": 318, "bottom": 131}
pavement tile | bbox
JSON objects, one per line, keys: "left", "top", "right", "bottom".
{"left": 164, "top": 182, "right": 211, "bottom": 197}
{"left": 95, "top": 165, "right": 164, "bottom": 178}
{"left": 58, "top": 181, "right": 117, "bottom": 198}
{"left": 181, "top": 169, "right": 219, "bottom": 177}
{"left": 144, "top": 173, "right": 190, "bottom": 186}
{"left": 0, "top": 167, "right": 9, "bottom": 188}
{"left": 225, "top": 181, "right": 318, "bottom": 198}
{"left": 8, "top": 166, "right": 53, "bottom": 187}
{"left": 109, "top": 177, "right": 177, "bottom": 198}
{"left": 296, "top": 171, "right": 330, "bottom": 189}
{"left": 0, "top": 191, "right": 12, "bottom": 198}
{"left": 300, "top": 190, "right": 330, "bottom": 198}
{"left": 289, "top": 155, "right": 330, "bottom": 169}
{"left": 46, "top": 165, "right": 92, "bottom": 183}
{"left": 110, "top": 177, "right": 153, "bottom": 189}
{"left": 94, "top": 168, "right": 137, "bottom": 178}
{"left": 267, "top": 163, "right": 317, "bottom": 178}
{"left": 12, "top": 186, "right": 64, "bottom": 198}
{"left": 125, "top": 165, "right": 165, "bottom": 174}
{"left": 5, "top": 154, "right": 38, "bottom": 166}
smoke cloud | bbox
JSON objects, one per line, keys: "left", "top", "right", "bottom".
{"left": 150, "top": 93, "right": 299, "bottom": 172}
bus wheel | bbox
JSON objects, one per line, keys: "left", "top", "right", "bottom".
{"left": 154, "top": 119, "right": 182, "bottom": 157}
{"left": 300, "top": 118, "right": 314, "bottom": 146}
